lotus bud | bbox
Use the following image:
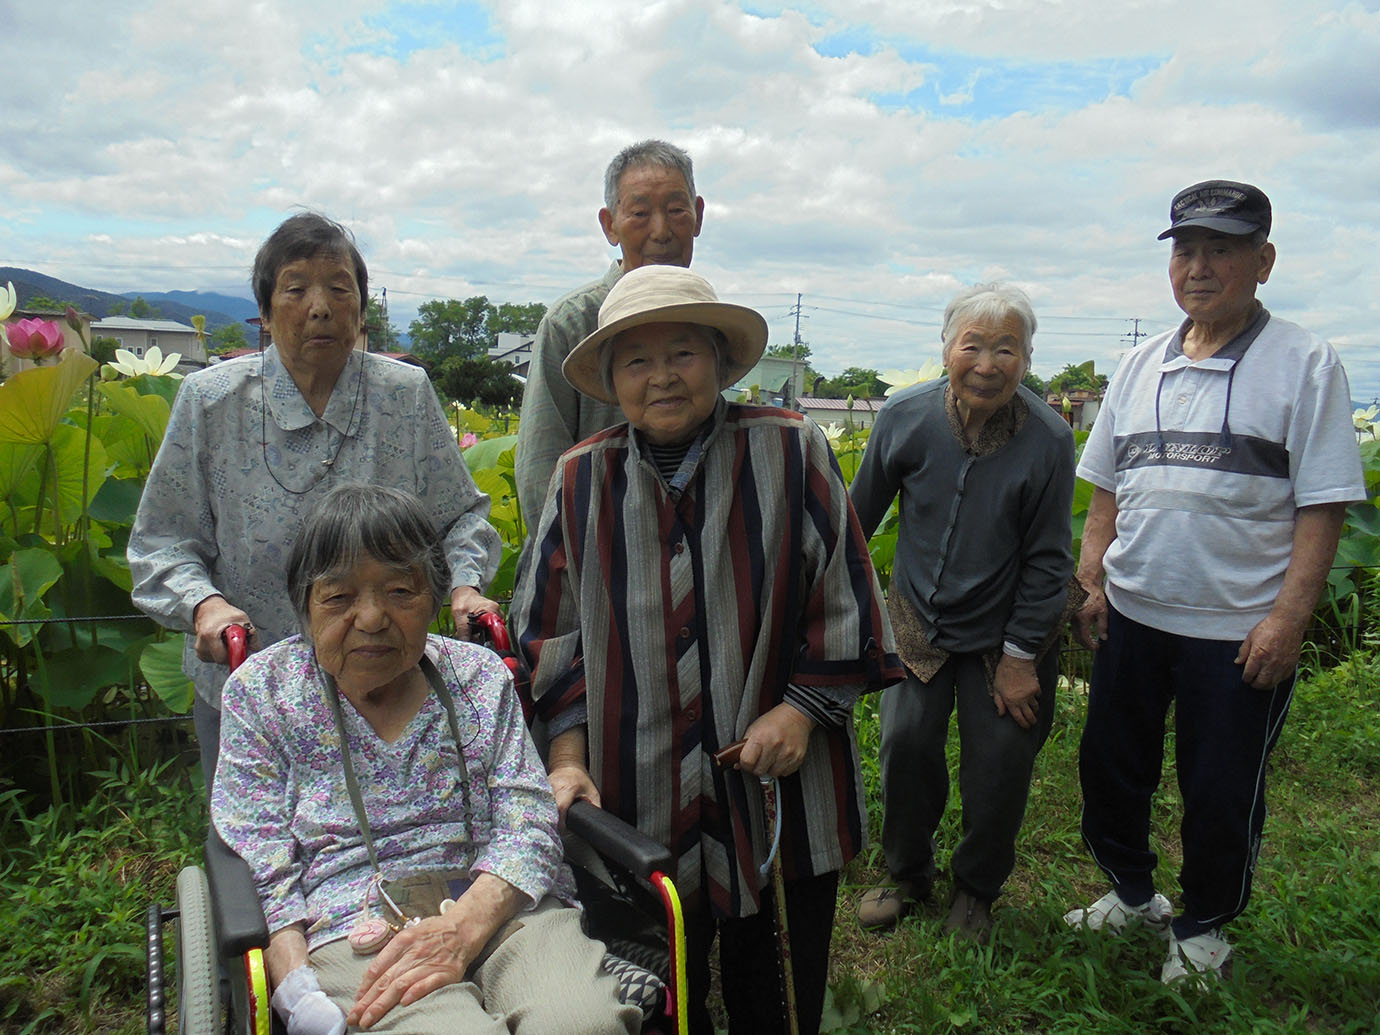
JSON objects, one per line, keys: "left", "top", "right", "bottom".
{"left": 5, "top": 317, "right": 66, "bottom": 361}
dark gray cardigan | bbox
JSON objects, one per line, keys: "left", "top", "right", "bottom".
{"left": 850, "top": 380, "right": 1075, "bottom": 655}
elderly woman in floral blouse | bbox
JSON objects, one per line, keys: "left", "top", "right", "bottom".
{"left": 213, "top": 484, "right": 636, "bottom": 1035}
{"left": 512, "top": 265, "right": 902, "bottom": 1035}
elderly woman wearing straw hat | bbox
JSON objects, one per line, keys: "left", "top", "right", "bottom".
{"left": 511, "top": 265, "right": 903, "bottom": 1035}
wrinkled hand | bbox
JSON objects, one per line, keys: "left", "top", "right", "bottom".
{"left": 271, "top": 965, "right": 345, "bottom": 1035}
{"left": 1235, "top": 614, "right": 1304, "bottom": 689}
{"left": 993, "top": 654, "right": 1042, "bottom": 730}
{"left": 192, "top": 595, "right": 258, "bottom": 664}
{"left": 348, "top": 915, "right": 472, "bottom": 1029}
{"left": 1074, "top": 578, "right": 1108, "bottom": 650}
{"left": 450, "top": 586, "right": 501, "bottom": 641}
{"left": 548, "top": 763, "right": 600, "bottom": 820}
{"left": 737, "top": 704, "right": 814, "bottom": 779}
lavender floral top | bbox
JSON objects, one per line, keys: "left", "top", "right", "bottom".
{"left": 212, "top": 634, "right": 576, "bottom": 950}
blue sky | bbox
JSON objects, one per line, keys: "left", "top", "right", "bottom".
{"left": 2, "top": 0, "right": 1377, "bottom": 401}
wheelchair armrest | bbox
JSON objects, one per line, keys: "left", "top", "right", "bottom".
{"left": 204, "top": 827, "right": 269, "bottom": 957}
{"left": 566, "top": 800, "right": 673, "bottom": 881}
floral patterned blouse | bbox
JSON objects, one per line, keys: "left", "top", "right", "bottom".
{"left": 212, "top": 634, "right": 575, "bottom": 950}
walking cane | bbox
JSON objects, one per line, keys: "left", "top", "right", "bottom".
{"left": 714, "top": 740, "right": 800, "bottom": 1035}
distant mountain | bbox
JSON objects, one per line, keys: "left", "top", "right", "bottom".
{"left": 0, "top": 267, "right": 251, "bottom": 332}
{"left": 123, "top": 290, "right": 259, "bottom": 323}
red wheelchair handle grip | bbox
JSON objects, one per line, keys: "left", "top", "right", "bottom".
{"left": 224, "top": 624, "right": 248, "bottom": 672}
{"left": 470, "top": 611, "right": 511, "bottom": 652}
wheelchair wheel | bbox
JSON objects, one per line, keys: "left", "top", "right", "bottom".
{"left": 175, "top": 866, "right": 222, "bottom": 1035}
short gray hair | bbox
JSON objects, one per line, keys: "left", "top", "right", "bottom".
{"left": 940, "top": 283, "right": 1037, "bottom": 365}
{"left": 286, "top": 484, "right": 450, "bottom": 636}
{"left": 599, "top": 324, "right": 726, "bottom": 400}
{"left": 603, "top": 140, "right": 696, "bottom": 212}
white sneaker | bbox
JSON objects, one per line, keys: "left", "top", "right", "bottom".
{"left": 1161, "top": 929, "right": 1233, "bottom": 984}
{"left": 1063, "top": 889, "right": 1173, "bottom": 934}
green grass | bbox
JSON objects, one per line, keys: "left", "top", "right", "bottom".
{"left": 0, "top": 759, "right": 204, "bottom": 1035}
{"left": 827, "top": 651, "right": 1380, "bottom": 1034}
{"left": 3, "top": 650, "right": 1378, "bottom": 1034}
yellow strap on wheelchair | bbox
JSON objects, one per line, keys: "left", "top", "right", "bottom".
{"left": 652, "top": 873, "right": 688, "bottom": 1035}
{"left": 245, "top": 948, "right": 271, "bottom": 1035}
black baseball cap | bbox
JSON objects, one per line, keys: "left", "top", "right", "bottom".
{"left": 1157, "top": 179, "right": 1272, "bottom": 240}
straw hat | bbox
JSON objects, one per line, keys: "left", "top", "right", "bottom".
{"left": 563, "top": 265, "right": 768, "bottom": 403}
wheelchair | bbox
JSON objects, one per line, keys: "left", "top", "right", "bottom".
{"left": 145, "top": 619, "right": 690, "bottom": 1035}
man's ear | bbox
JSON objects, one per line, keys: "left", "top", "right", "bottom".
{"left": 1256, "top": 241, "right": 1277, "bottom": 285}
{"left": 598, "top": 207, "right": 618, "bottom": 246}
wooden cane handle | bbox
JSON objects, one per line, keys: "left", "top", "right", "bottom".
{"left": 713, "top": 739, "right": 746, "bottom": 769}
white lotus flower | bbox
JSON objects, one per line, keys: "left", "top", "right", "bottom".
{"left": 1354, "top": 404, "right": 1378, "bottom": 437}
{"left": 110, "top": 345, "right": 183, "bottom": 378}
{"left": 880, "top": 359, "right": 945, "bottom": 396}
{"left": 821, "top": 422, "right": 846, "bottom": 446}
{"left": 0, "top": 281, "right": 16, "bottom": 321}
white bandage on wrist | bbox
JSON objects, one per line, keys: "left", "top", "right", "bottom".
{"left": 271, "top": 964, "right": 346, "bottom": 1035}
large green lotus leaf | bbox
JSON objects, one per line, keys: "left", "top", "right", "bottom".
{"left": 42, "top": 645, "right": 131, "bottom": 710}
{"left": 0, "top": 547, "right": 63, "bottom": 647}
{"left": 91, "top": 414, "right": 151, "bottom": 476}
{"left": 16, "top": 424, "right": 109, "bottom": 531}
{"left": 87, "top": 476, "right": 144, "bottom": 527}
{"left": 0, "top": 440, "right": 43, "bottom": 501}
{"left": 0, "top": 350, "right": 99, "bottom": 444}
{"left": 139, "top": 635, "right": 194, "bottom": 713}
{"left": 462, "top": 434, "right": 517, "bottom": 475}
{"left": 95, "top": 380, "right": 173, "bottom": 446}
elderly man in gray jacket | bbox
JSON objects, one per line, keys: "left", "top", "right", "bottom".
{"left": 852, "top": 283, "right": 1075, "bottom": 941}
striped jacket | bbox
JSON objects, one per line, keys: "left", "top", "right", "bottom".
{"left": 513, "top": 400, "right": 903, "bottom": 918}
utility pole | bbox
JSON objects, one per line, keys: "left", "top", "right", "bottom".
{"left": 789, "top": 293, "right": 805, "bottom": 407}
{"left": 1122, "top": 317, "right": 1147, "bottom": 349}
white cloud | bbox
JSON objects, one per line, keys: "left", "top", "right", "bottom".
{"left": 1, "top": 0, "right": 1376, "bottom": 397}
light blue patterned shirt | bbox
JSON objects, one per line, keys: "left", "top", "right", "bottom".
{"left": 128, "top": 346, "right": 502, "bottom": 706}
{"left": 212, "top": 635, "right": 576, "bottom": 950}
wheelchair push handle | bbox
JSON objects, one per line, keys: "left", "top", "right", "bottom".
{"left": 223, "top": 624, "right": 249, "bottom": 672}
{"left": 468, "top": 610, "right": 511, "bottom": 651}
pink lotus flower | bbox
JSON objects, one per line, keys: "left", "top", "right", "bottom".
{"left": 5, "top": 318, "right": 66, "bottom": 361}
{"left": 460, "top": 432, "right": 478, "bottom": 449}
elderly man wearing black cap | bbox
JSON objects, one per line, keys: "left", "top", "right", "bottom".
{"left": 1063, "top": 181, "right": 1365, "bottom": 983}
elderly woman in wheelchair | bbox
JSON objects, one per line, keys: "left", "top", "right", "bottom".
{"left": 210, "top": 483, "right": 639, "bottom": 1034}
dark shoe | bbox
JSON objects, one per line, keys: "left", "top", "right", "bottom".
{"left": 944, "top": 888, "right": 992, "bottom": 943}
{"left": 858, "top": 879, "right": 928, "bottom": 930}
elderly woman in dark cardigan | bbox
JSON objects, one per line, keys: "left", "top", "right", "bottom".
{"left": 851, "top": 282, "right": 1075, "bottom": 942}
{"left": 511, "top": 264, "right": 903, "bottom": 1035}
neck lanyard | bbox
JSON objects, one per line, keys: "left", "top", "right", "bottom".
{"left": 325, "top": 654, "right": 476, "bottom": 876}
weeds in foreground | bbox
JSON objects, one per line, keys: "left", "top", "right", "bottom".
{"left": 830, "top": 652, "right": 1380, "bottom": 1034}
{"left": 3, "top": 652, "right": 1379, "bottom": 1034}
{"left": 1, "top": 758, "right": 203, "bottom": 1035}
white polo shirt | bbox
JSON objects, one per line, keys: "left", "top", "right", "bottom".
{"left": 1078, "top": 309, "right": 1365, "bottom": 640}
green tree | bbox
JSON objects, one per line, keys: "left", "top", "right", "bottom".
{"left": 409, "top": 297, "right": 493, "bottom": 362}
{"left": 766, "top": 342, "right": 812, "bottom": 362}
{"left": 89, "top": 335, "right": 121, "bottom": 365}
{"left": 436, "top": 356, "right": 523, "bottom": 410}
{"left": 365, "top": 296, "right": 402, "bottom": 352}
{"left": 408, "top": 297, "right": 547, "bottom": 363}
{"left": 106, "top": 300, "right": 127, "bottom": 316}
{"left": 1046, "top": 360, "right": 1107, "bottom": 395}
{"left": 128, "top": 296, "right": 161, "bottom": 319}
{"left": 491, "top": 301, "right": 545, "bottom": 337}
{"left": 25, "top": 294, "right": 68, "bottom": 312}
{"left": 209, "top": 323, "right": 250, "bottom": 354}
{"left": 822, "top": 366, "right": 887, "bottom": 398}
{"left": 1022, "top": 370, "right": 1046, "bottom": 395}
